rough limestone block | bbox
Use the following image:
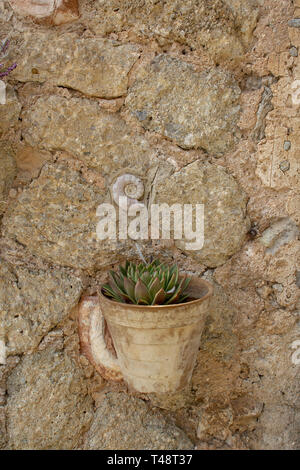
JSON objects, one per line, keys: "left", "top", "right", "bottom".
{"left": 153, "top": 160, "right": 250, "bottom": 267}
{"left": 84, "top": 392, "right": 193, "bottom": 450}
{"left": 21, "top": 95, "right": 158, "bottom": 176}
{"left": 83, "top": 0, "right": 258, "bottom": 65}
{"left": 12, "top": 33, "right": 140, "bottom": 98}
{"left": 126, "top": 55, "right": 241, "bottom": 155}
{"left": 255, "top": 78, "right": 300, "bottom": 191}
{"left": 7, "top": 349, "right": 94, "bottom": 449}
{"left": 0, "top": 257, "right": 82, "bottom": 355}
{"left": 2, "top": 161, "right": 132, "bottom": 269}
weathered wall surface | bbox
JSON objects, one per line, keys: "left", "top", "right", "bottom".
{"left": 0, "top": 0, "right": 299, "bottom": 450}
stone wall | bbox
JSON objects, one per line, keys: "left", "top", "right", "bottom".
{"left": 0, "top": 0, "right": 299, "bottom": 450}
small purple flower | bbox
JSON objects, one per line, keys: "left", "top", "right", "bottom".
{"left": 0, "top": 38, "right": 17, "bottom": 79}
{"left": 0, "top": 62, "right": 17, "bottom": 78}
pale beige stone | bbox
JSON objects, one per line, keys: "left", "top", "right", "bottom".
{"left": 7, "top": 349, "right": 93, "bottom": 450}
{"left": 0, "top": 257, "right": 82, "bottom": 355}
{"left": 255, "top": 78, "right": 300, "bottom": 191}
{"left": 2, "top": 160, "right": 144, "bottom": 270}
{"left": 84, "top": 392, "right": 193, "bottom": 450}
{"left": 82, "top": 0, "right": 257, "bottom": 65}
{"left": 12, "top": 32, "right": 140, "bottom": 98}
{"left": 126, "top": 55, "right": 241, "bottom": 155}
{"left": 256, "top": 134, "right": 300, "bottom": 190}
{"left": 254, "top": 405, "right": 300, "bottom": 450}
{"left": 153, "top": 160, "right": 250, "bottom": 267}
{"left": 0, "top": 0, "right": 298, "bottom": 452}
{"left": 21, "top": 95, "right": 158, "bottom": 177}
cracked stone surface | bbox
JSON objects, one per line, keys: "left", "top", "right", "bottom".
{"left": 214, "top": 236, "right": 299, "bottom": 449}
{"left": 153, "top": 160, "right": 250, "bottom": 267}
{"left": 83, "top": 392, "right": 193, "bottom": 450}
{"left": 82, "top": 0, "right": 258, "bottom": 66}
{"left": 126, "top": 55, "right": 241, "bottom": 154}
{"left": 21, "top": 94, "right": 159, "bottom": 178}
{"left": 0, "top": 257, "right": 82, "bottom": 355}
{"left": 0, "top": 0, "right": 298, "bottom": 452}
{"left": 12, "top": 32, "right": 140, "bottom": 97}
{"left": 2, "top": 160, "right": 150, "bottom": 269}
{"left": 2, "top": 161, "right": 110, "bottom": 269}
{"left": 255, "top": 80, "right": 300, "bottom": 191}
{"left": 6, "top": 349, "right": 94, "bottom": 450}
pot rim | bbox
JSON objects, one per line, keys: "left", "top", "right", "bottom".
{"left": 99, "top": 276, "right": 213, "bottom": 310}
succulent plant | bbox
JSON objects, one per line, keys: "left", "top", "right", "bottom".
{"left": 102, "top": 259, "right": 192, "bottom": 305}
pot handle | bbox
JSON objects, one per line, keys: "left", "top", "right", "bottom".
{"left": 78, "top": 296, "right": 123, "bottom": 382}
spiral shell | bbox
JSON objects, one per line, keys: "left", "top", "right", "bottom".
{"left": 112, "top": 174, "right": 145, "bottom": 209}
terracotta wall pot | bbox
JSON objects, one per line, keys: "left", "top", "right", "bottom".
{"left": 98, "top": 277, "right": 213, "bottom": 393}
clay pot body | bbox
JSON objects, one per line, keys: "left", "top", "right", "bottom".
{"left": 98, "top": 277, "right": 213, "bottom": 393}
